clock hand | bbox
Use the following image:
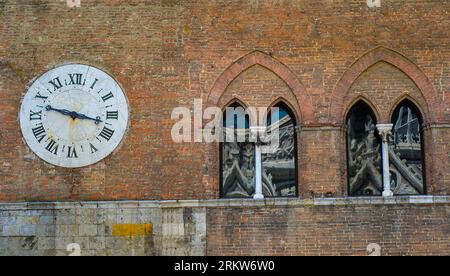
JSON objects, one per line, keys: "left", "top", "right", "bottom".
{"left": 46, "top": 105, "right": 102, "bottom": 124}
{"left": 76, "top": 112, "right": 103, "bottom": 125}
{"left": 46, "top": 105, "right": 79, "bottom": 119}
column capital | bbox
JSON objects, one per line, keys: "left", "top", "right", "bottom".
{"left": 376, "top": 123, "right": 394, "bottom": 131}
{"left": 376, "top": 124, "right": 393, "bottom": 143}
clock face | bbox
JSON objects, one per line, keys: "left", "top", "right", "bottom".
{"left": 20, "top": 64, "right": 129, "bottom": 168}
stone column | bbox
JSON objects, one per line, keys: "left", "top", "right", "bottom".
{"left": 377, "top": 124, "right": 394, "bottom": 197}
{"left": 251, "top": 126, "right": 266, "bottom": 200}
{"left": 254, "top": 143, "right": 264, "bottom": 200}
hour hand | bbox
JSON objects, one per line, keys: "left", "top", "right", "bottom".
{"left": 76, "top": 113, "right": 103, "bottom": 125}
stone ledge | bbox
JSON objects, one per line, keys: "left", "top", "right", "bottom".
{"left": 423, "top": 124, "right": 450, "bottom": 129}
{"left": 0, "top": 196, "right": 449, "bottom": 211}
{"left": 299, "top": 125, "right": 343, "bottom": 131}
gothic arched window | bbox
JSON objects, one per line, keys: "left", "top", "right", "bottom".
{"left": 221, "top": 103, "right": 255, "bottom": 198}
{"left": 347, "top": 101, "right": 383, "bottom": 196}
{"left": 390, "top": 100, "right": 425, "bottom": 195}
{"left": 220, "top": 102, "right": 298, "bottom": 198}
{"left": 262, "top": 103, "right": 298, "bottom": 197}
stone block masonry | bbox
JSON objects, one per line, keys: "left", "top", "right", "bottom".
{"left": 0, "top": 201, "right": 207, "bottom": 256}
{"left": 0, "top": 197, "right": 448, "bottom": 256}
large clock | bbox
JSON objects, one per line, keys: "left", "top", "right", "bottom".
{"left": 20, "top": 64, "right": 129, "bottom": 168}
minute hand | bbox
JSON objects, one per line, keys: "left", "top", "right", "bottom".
{"left": 46, "top": 105, "right": 78, "bottom": 118}
{"left": 46, "top": 105, "right": 102, "bottom": 125}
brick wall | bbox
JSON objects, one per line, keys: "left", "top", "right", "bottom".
{"left": 207, "top": 198, "right": 450, "bottom": 256}
{"left": 0, "top": 0, "right": 450, "bottom": 201}
{"left": 424, "top": 126, "right": 450, "bottom": 195}
{"left": 0, "top": 0, "right": 449, "bottom": 256}
{"left": 1, "top": 1, "right": 449, "bottom": 201}
{"left": 298, "top": 127, "right": 346, "bottom": 198}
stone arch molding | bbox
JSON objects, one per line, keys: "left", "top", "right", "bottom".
{"left": 344, "top": 96, "right": 381, "bottom": 124}
{"left": 388, "top": 94, "right": 427, "bottom": 123}
{"left": 329, "top": 46, "right": 442, "bottom": 124}
{"left": 207, "top": 51, "right": 315, "bottom": 124}
{"left": 269, "top": 97, "right": 301, "bottom": 125}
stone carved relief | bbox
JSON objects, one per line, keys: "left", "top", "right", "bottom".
{"left": 347, "top": 105, "right": 383, "bottom": 196}
{"left": 390, "top": 104, "right": 424, "bottom": 195}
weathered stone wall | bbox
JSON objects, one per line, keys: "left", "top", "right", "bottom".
{"left": 0, "top": 201, "right": 207, "bottom": 256}
{"left": 0, "top": 197, "right": 448, "bottom": 256}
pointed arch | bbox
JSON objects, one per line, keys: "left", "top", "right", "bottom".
{"left": 222, "top": 99, "right": 252, "bottom": 128}
{"left": 220, "top": 100, "right": 254, "bottom": 198}
{"left": 389, "top": 94, "right": 426, "bottom": 123}
{"left": 390, "top": 98, "right": 426, "bottom": 195}
{"left": 344, "top": 96, "right": 381, "bottom": 124}
{"left": 220, "top": 98, "right": 261, "bottom": 128}
{"left": 207, "top": 51, "right": 315, "bottom": 124}
{"left": 267, "top": 97, "right": 300, "bottom": 127}
{"left": 220, "top": 97, "right": 248, "bottom": 111}
{"left": 346, "top": 100, "right": 382, "bottom": 196}
{"left": 263, "top": 99, "right": 299, "bottom": 198}
{"left": 330, "top": 46, "right": 442, "bottom": 124}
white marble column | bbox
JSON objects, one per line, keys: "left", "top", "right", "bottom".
{"left": 377, "top": 124, "right": 394, "bottom": 197}
{"left": 254, "top": 144, "right": 264, "bottom": 200}
{"left": 251, "top": 126, "right": 266, "bottom": 200}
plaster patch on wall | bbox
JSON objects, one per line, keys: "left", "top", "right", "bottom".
{"left": 112, "top": 224, "right": 153, "bottom": 237}
{"left": 367, "top": 0, "right": 381, "bottom": 8}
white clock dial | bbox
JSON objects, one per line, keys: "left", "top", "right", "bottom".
{"left": 20, "top": 64, "right": 129, "bottom": 168}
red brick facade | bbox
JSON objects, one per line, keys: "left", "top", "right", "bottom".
{"left": 0, "top": 0, "right": 449, "bottom": 256}
{"left": 1, "top": 0, "right": 449, "bottom": 201}
{"left": 206, "top": 200, "right": 450, "bottom": 256}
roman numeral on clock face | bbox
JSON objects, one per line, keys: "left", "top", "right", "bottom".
{"left": 35, "top": 92, "right": 48, "bottom": 101}
{"left": 32, "top": 124, "right": 46, "bottom": 143}
{"left": 90, "top": 143, "right": 99, "bottom": 154}
{"left": 45, "top": 139, "right": 59, "bottom": 155}
{"left": 101, "top": 92, "right": 114, "bottom": 102}
{"left": 106, "top": 111, "right": 119, "bottom": 120}
{"left": 68, "top": 73, "right": 84, "bottom": 86}
{"left": 30, "top": 110, "right": 42, "bottom": 121}
{"left": 90, "top": 78, "right": 99, "bottom": 90}
{"left": 98, "top": 127, "right": 115, "bottom": 141}
{"left": 21, "top": 64, "right": 129, "bottom": 168}
{"left": 67, "top": 146, "right": 78, "bottom": 158}
{"left": 49, "top": 77, "right": 63, "bottom": 91}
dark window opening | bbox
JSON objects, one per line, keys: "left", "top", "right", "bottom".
{"left": 262, "top": 103, "right": 298, "bottom": 197}
{"left": 347, "top": 101, "right": 383, "bottom": 196}
{"left": 390, "top": 100, "right": 426, "bottom": 195}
